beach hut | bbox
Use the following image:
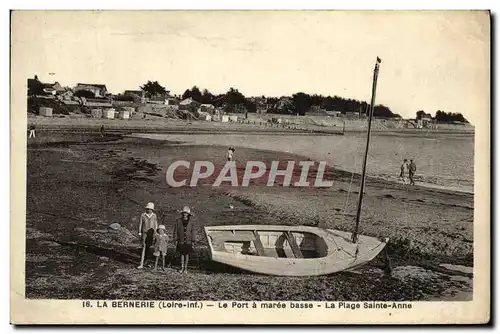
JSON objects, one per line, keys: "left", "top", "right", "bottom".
{"left": 39, "top": 107, "right": 53, "bottom": 117}
{"left": 91, "top": 109, "right": 103, "bottom": 118}
{"left": 221, "top": 115, "right": 230, "bottom": 123}
{"left": 199, "top": 104, "right": 216, "bottom": 114}
{"left": 197, "top": 111, "right": 212, "bottom": 121}
{"left": 229, "top": 115, "right": 238, "bottom": 122}
{"left": 102, "top": 109, "right": 115, "bottom": 119}
{"left": 119, "top": 110, "right": 130, "bottom": 119}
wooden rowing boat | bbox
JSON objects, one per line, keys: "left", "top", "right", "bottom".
{"left": 204, "top": 58, "right": 388, "bottom": 276}
{"left": 204, "top": 225, "right": 387, "bottom": 276}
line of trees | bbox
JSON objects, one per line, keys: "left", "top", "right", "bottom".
{"left": 416, "top": 110, "right": 469, "bottom": 123}
{"left": 138, "top": 80, "right": 467, "bottom": 122}
{"left": 179, "top": 85, "right": 400, "bottom": 117}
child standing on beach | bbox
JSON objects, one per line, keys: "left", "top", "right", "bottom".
{"left": 226, "top": 146, "right": 235, "bottom": 161}
{"left": 409, "top": 159, "right": 417, "bottom": 186}
{"left": 174, "top": 206, "right": 195, "bottom": 274}
{"left": 138, "top": 202, "right": 158, "bottom": 269}
{"left": 399, "top": 159, "right": 409, "bottom": 185}
{"left": 153, "top": 225, "right": 169, "bottom": 271}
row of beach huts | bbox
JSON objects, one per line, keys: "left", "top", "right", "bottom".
{"left": 37, "top": 106, "right": 133, "bottom": 120}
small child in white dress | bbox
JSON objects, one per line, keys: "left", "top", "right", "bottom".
{"left": 153, "top": 225, "right": 169, "bottom": 271}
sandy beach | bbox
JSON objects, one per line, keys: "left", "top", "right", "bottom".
{"left": 25, "top": 131, "right": 473, "bottom": 301}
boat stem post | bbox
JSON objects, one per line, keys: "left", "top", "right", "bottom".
{"left": 352, "top": 57, "right": 381, "bottom": 243}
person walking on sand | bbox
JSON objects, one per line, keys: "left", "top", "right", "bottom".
{"left": 174, "top": 206, "right": 195, "bottom": 274}
{"left": 28, "top": 124, "right": 36, "bottom": 139}
{"left": 100, "top": 125, "right": 105, "bottom": 137}
{"left": 399, "top": 159, "right": 409, "bottom": 185}
{"left": 226, "top": 146, "right": 235, "bottom": 162}
{"left": 137, "top": 202, "right": 158, "bottom": 269}
{"left": 409, "top": 159, "right": 417, "bottom": 186}
{"left": 153, "top": 225, "right": 169, "bottom": 271}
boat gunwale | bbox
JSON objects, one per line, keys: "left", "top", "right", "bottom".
{"left": 203, "top": 225, "right": 387, "bottom": 262}
{"left": 204, "top": 225, "right": 331, "bottom": 237}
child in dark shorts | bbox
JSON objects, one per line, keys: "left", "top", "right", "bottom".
{"left": 138, "top": 202, "right": 158, "bottom": 269}
{"left": 174, "top": 206, "right": 195, "bottom": 274}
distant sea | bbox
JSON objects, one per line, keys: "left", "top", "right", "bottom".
{"left": 133, "top": 131, "right": 474, "bottom": 194}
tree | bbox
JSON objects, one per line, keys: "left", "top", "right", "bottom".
{"left": 182, "top": 86, "right": 203, "bottom": 102}
{"left": 311, "top": 94, "right": 323, "bottom": 107}
{"left": 140, "top": 81, "right": 167, "bottom": 98}
{"left": 74, "top": 90, "right": 95, "bottom": 98}
{"left": 225, "top": 88, "right": 247, "bottom": 112}
{"left": 434, "top": 110, "right": 469, "bottom": 123}
{"left": 201, "top": 89, "right": 215, "bottom": 104}
{"left": 416, "top": 110, "right": 426, "bottom": 120}
{"left": 292, "top": 92, "right": 313, "bottom": 115}
{"left": 245, "top": 100, "right": 257, "bottom": 113}
{"left": 212, "top": 94, "right": 226, "bottom": 108}
{"left": 373, "top": 105, "right": 397, "bottom": 117}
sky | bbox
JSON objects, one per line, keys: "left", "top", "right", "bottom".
{"left": 11, "top": 10, "right": 489, "bottom": 122}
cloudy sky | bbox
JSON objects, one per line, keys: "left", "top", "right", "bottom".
{"left": 12, "top": 11, "right": 489, "bottom": 121}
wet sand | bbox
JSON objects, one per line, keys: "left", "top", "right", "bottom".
{"left": 25, "top": 132, "right": 473, "bottom": 300}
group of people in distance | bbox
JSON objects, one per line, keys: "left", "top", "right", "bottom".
{"left": 400, "top": 159, "right": 417, "bottom": 186}
{"left": 137, "top": 203, "right": 195, "bottom": 274}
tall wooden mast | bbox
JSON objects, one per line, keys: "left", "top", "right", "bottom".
{"left": 352, "top": 57, "right": 382, "bottom": 243}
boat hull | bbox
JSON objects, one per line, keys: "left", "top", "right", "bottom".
{"left": 204, "top": 225, "right": 387, "bottom": 277}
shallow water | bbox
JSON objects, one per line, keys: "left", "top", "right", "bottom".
{"left": 132, "top": 132, "right": 474, "bottom": 193}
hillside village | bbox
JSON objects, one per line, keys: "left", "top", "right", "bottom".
{"left": 27, "top": 75, "right": 472, "bottom": 131}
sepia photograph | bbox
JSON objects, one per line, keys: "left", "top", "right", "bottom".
{"left": 10, "top": 9, "right": 490, "bottom": 324}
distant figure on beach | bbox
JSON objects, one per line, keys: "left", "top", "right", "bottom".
{"left": 226, "top": 146, "right": 235, "bottom": 162}
{"left": 153, "top": 224, "right": 169, "bottom": 271}
{"left": 137, "top": 202, "right": 158, "bottom": 269}
{"left": 100, "top": 125, "right": 105, "bottom": 137}
{"left": 400, "top": 159, "right": 409, "bottom": 184}
{"left": 28, "top": 124, "right": 36, "bottom": 139}
{"left": 174, "top": 206, "right": 195, "bottom": 274}
{"left": 409, "top": 159, "right": 417, "bottom": 186}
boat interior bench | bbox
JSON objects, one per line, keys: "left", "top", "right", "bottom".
{"left": 208, "top": 229, "right": 327, "bottom": 259}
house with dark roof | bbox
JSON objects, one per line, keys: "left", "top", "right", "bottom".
{"left": 75, "top": 83, "right": 108, "bottom": 98}
{"left": 28, "top": 75, "right": 65, "bottom": 96}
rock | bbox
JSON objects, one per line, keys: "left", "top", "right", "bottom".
{"left": 108, "top": 223, "right": 122, "bottom": 231}
{"left": 38, "top": 240, "right": 60, "bottom": 247}
{"left": 450, "top": 275, "right": 471, "bottom": 283}
{"left": 392, "top": 266, "right": 440, "bottom": 281}
{"left": 439, "top": 264, "right": 473, "bottom": 275}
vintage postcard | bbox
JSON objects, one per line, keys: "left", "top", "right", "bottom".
{"left": 10, "top": 10, "right": 490, "bottom": 324}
